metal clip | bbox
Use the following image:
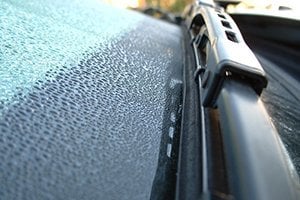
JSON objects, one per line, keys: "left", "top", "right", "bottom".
{"left": 187, "top": 3, "right": 267, "bottom": 107}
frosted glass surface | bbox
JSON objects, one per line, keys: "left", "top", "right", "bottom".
{"left": 0, "top": 0, "right": 140, "bottom": 108}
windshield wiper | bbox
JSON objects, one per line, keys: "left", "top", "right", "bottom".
{"left": 175, "top": 1, "right": 300, "bottom": 200}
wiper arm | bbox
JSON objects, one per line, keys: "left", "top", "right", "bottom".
{"left": 186, "top": 0, "right": 267, "bottom": 107}
{"left": 176, "top": 1, "right": 300, "bottom": 200}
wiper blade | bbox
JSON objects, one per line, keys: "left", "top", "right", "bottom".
{"left": 176, "top": 1, "right": 300, "bottom": 200}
